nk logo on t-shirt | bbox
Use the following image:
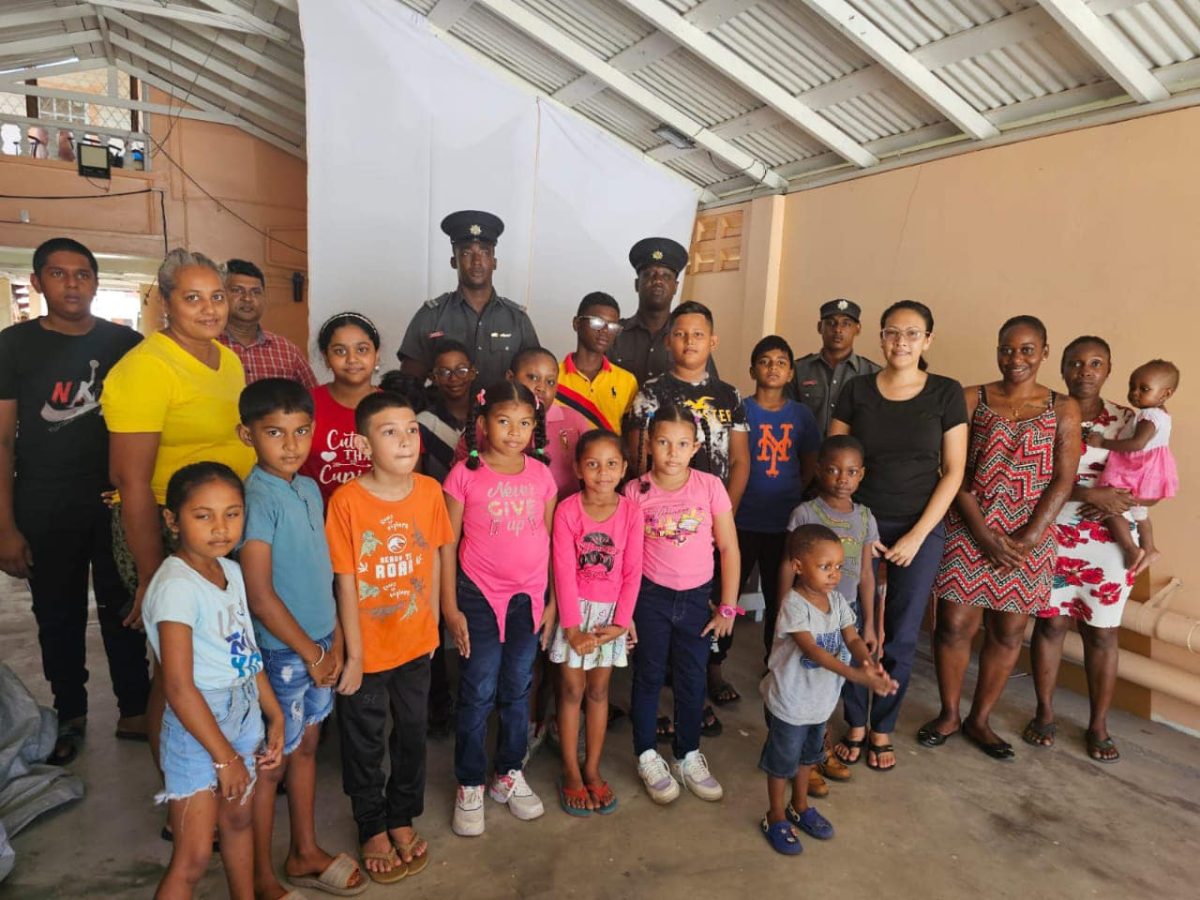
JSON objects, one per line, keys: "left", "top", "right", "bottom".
{"left": 755, "top": 423, "right": 794, "bottom": 477}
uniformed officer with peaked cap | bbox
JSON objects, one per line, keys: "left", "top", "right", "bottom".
{"left": 607, "top": 236, "right": 716, "bottom": 385}
{"left": 787, "top": 297, "right": 880, "bottom": 433}
{"left": 398, "top": 209, "right": 539, "bottom": 387}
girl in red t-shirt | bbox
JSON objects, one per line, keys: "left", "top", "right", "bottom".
{"left": 300, "top": 312, "right": 381, "bottom": 506}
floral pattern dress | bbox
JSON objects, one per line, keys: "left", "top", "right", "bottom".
{"left": 1037, "top": 399, "right": 1137, "bottom": 628}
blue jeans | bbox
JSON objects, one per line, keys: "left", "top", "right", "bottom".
{"left": 631, "top": 577, "right": 713, "bottom": 759}
{"left": 843, "top": 517, "right": 946, "bottom": 734}
{"left": 158, "top": 678, "right": 262, "bottom": 803}
{"left": 759, "top": 713, "right": 826, "bottom": 779}
{"left": 453, "top": 573, "right": 539, "bottom": 786}
{"left": 261, "top": 632, "right": 335, "bottom": 755}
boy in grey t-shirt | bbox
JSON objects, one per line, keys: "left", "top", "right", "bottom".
{"left": 757, "top": 525, "right": 896, "bottom": 856}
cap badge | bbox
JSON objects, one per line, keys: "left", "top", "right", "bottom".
{"left": 837, "top": 299, "right": 849, "bottom": 310}
{"left": 651, "top": 250, "right": 663, "bottom": 260}
{"left": 469, "top": 224, "right": 482, "bottom": 236}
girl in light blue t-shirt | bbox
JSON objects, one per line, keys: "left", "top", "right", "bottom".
{"left": 142, "top": 462, "right": 285, "bottom": 900}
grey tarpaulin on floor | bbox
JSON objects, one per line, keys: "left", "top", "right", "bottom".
{"left": 0, "top": 663, "right": 83, "bottom": 882}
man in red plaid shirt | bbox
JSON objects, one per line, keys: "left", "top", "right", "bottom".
{"left": 217, "top": 259, "right": 318, "bottom": 389}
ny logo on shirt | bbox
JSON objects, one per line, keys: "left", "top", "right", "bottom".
{"left": 755, "top": 423, "right": 794, "bottom": 477}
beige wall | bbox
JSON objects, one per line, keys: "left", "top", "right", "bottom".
{"left": 691, "top": 105, "right": 1200, "bottom": 730}
{"left": 0, "top": 89, "right": 309, "bottom": 347}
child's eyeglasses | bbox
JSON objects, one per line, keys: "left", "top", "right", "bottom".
{"left": 576, "top": 316, "right": 623, "bottom": 334}
{"left": 881, "top": 327, "right": 927, "bottom": 343}
{"left": 433, "top": 365, "right": 473, "bottom": 380}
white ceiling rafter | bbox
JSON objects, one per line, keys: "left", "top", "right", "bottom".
{"left": 614, "top": 0, "right": 877, "bottom": 167}
{"left": 472, "top": 0, "right": 789, "bottom": 189}
{"left": 428, "top": 0, "right": 476, "bottom": 30}
{"left": 107, "top": 31, "right": 304, "bottom": 139}
{"left": 0, "top": 30, "right": 104, "bottom": 61}
{"left": 85, "top": 0, "right": 275, "bottom": 36}
{"left": 192, "top": 0, "right": 295, "bottom": 45}
{"left": 801, "top": 0, "right": 999, "bottom": 140}
{"left": 122, "top": 60, "right": 305, "bottom": 158}
{"left": 102, "top": 9, "right": 305, "bottom": 118}
{"left": 1037, "top": 0, "right": 1169, "bottom": 103}
{"left": 0, "top": 4, "right": 93, "bottom": 30}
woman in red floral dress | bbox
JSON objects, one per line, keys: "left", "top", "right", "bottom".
{"left": 1027, "top": 336, "right": 1139, "bottom": 763}
{"left": 920, "top": 317, "right": 1080, "bottom": 760}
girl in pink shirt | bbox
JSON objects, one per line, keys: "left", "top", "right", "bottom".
{"left": 452, "top": 347, "right": 592, "bottom": 500}
{"left": 548, "top": 430, "right": 643, "bottom": 816}
{"left": 442, "top": 381, "right": 557, "bottom": 837}
{"left": 623, "top": 403, "right": 741, "bottom": 806}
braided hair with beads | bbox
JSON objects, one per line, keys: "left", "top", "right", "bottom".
{"left": 463, "top": 380, "right": 549, "bottom": 471}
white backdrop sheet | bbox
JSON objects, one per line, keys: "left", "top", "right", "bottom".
{"left": 298, "top": 0, "right": 701, "bottom": 364}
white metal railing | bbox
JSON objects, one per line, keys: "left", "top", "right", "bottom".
{"left": 0, "top": 116, "right": 150, "bottom": 171}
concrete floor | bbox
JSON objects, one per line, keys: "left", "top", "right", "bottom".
{"left": 2, "top": 571, "right": 1196, "bottom": 900}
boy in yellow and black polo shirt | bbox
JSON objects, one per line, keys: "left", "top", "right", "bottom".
{"left": 556, "top": 292, "right": 637, "bottom": 434}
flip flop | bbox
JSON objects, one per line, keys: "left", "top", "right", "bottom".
{"left": 655, "top": 716, "right": 674, "bottom": 744}
{"left": 709, "top": 680, "right": 741, "bottom": 706}
{"left": 558, "top": 780, "right": 592, "bottom": 817}
{"left": 585, "top": 780, "right": 618, "bottom": 815}
{"left": 834, "top": 735, "right": 865, "bottom": 765}
{"left": 288, "top": 852, "right": 368, "bottom": 896}
{"left": 1021, "top": 718, "right": 1057, "bottom": 748}
{"left": 700, "top": 705, "right": 723, "bottom": 738}
{"left": 865, "top": 742, "right": 896, "bottom": 772}
{"left": 360, "top": 846, "right": 407, "bottom": 885}
{"left": 1086, "top": 730, "right": 1121, "bottom": 764}
{"left": 393, "top": 834, "right": 430, "bottom": 878}
{"left": 917, "top": 720, "right": 958, "bottom": 748}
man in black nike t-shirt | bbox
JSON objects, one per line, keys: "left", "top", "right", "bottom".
{"left": 0, "top": 237, "right": 149, "bottom": 764}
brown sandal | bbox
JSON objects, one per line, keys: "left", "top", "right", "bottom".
{"left": 360, "top": 845, "right": 407, "bottom": 884}
{"left": 394, "top": 833, "right": 430, "bottom": 877}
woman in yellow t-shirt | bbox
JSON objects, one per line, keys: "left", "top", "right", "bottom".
{"left": 102, "top": 248, "right": 255, "bottom": 630}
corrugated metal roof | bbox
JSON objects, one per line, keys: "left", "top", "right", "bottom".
{"left": 3, "top": 0, "right": 1199, "bottom": 196}
{"left": 451, "top": 4, "right": 583, "bottom": 93}
{"left": 1102, "top": 0, "right": 1200, "bottom": 66}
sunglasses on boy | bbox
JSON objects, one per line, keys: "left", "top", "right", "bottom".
{"left": 575, "top": 315, "right": 624, "bottom": 335}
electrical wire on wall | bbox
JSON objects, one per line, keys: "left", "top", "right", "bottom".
{"left": 0, "top": 188, "right": 170, "bottom": 255}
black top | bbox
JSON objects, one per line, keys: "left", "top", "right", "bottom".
{"left": 833, "top": 372, "right": 967, "bottom": 521}
{"left": 0, "top": 317, "right": 142, "bottom": 516}
{"left": 624, "top": 372, "right": 748, "bottom": 483}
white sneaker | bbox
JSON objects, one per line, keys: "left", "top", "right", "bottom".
{"left": 452, "top": 784, "right": 486, "bottom": 836}
{"left": 488, "top": 769, "right": 545, "bottom": 820}
{"left": 674, "top": 751, "right": 723, "bottom": 802}
{"left": 637, "top": 750, "right": 680, "bottom": 805}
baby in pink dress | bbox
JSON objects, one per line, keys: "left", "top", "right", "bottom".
{"left": 1087, "top": 359, "right": 1180, "bottom": 572}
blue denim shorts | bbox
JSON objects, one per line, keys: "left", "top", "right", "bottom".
{"left": 262, "top": 632, "right": 335, "bottom": 755}
{"left": 758, "top": 711, "right": 825, "bottom": 779}
{"left": 157, "top": 678, "right": 264, "bottom": 804}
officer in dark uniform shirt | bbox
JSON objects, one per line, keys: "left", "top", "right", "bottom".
{"left": 398, "top": 210, "right": 539, "bottom": 388}
{"left": 607, "top": 237, "right": 717, "bottom": 386}
{"left": 787, "top": 298, "right": 881, "bottom": 434}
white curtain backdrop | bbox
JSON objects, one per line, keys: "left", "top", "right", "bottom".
{"left": 298, "top": 0, "right": 701, "bottom": 364}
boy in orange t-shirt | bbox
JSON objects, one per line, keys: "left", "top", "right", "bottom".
{"left": 325, "top": 392, "right": 454, "bottom": 884}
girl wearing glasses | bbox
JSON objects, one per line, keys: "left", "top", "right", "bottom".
{"left": 827, "top": 300, "right": 969, "bottom": 772}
